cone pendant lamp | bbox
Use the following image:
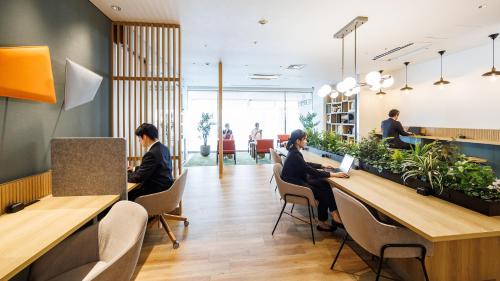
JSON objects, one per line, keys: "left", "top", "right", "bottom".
{"left": 400, "top": 62, "right": 413, "bottom": 92}
{"left": 482, "top": 33, "right": 500, "bottom": 80}
{"left": 433, "top": 50, "right": 450, "bottom": 87}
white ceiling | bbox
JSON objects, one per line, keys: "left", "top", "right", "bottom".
{"left": 90, "top": 0, "right": 500, "bottom": 90}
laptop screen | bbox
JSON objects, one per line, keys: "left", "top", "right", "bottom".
{"left": 339, "top": 154, "right": 355, "bottom": 173}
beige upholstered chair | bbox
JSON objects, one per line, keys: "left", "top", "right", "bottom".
{"left": 271, "top": 163, "right": 318, "bottom": 244}
{"left": 29, "top": 201, "right": 148, "bottom": 281}
{"left": 330, "top": 189, "right": 433, "bottom": 281}
{"left": 135, "top": 170, "right": 189, "bottom": 249}
{"left": 269, "top": 148, "right": 284, "bottom": 185}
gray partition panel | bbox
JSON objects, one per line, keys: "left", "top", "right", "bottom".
{"left": 51, "top": 138, "right": 127, "bottom": 199}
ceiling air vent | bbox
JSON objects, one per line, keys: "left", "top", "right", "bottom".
{"left": 373, "top": 42, "right": 432, "bottom": 61}
{"left": 249, "top": 74, "right": 281, "bottom": 80}
{"left": 287, "top": 64, "right": 306, "bottom": 70}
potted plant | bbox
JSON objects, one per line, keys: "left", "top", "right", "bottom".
{"left": 401, "top": 143, "right": 444, "bottom": 196}
{"left": 197, "top": 113, "right": 215, "bottom": 157}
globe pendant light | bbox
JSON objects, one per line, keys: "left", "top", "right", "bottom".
{"left": 317, "top": 84, "right": 333, "bottom": 97}
{"left": 433, "top": 50, "right": 450, "bottom": 87}
{"left": 400, "top": 62, "right": 413, "bottom": 92}
{"left": 482, "top": 33, "right": 500, "bottom": 80}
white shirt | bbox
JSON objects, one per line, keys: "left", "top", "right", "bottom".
{"left": 147, "top": 140, "right": 160, "bottom": 152}
{"left": 251, "top": 128, "right": 262, "bottom": 140}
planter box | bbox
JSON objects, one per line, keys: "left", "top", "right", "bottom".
{"left": 305, "top": 146, "right": 344, "bottom": 162}
{"left": 358, "top": 162, "right": 500, "bottom": 216}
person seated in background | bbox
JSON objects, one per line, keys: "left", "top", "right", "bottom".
{"left": 381, "top": 109, "right": 413, "bottom": 149}
{"left": 281, "top": 129, "right": 348, "bottom": 232}
{"left": 250, "top": 122, "right": 262, "bottom": 141}
{"left": 223, "top": 123, "right": 234, "bottom": 140}
{"left": 128, "top": 123, "right": 174, "bottom": 201}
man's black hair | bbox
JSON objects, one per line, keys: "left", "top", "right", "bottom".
{"left": 135, "top": 123, "right": 159, "bottom": 139}
{"left": 388, "top": 109, "right": 400, "bottom": 118}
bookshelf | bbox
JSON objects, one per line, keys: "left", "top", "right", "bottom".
{"left": 325, "top": 94, "right": 357, "bottom": 141}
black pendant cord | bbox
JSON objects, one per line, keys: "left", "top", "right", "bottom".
{"left": 354, "top": 24, "right": 357, "bottom": 78}
{"left": 440, "top": 53, "right": 443, "bottom": 79}
{"left": 493, "top": 36, "right": 496, "bottom": 68}
{"left": 405, "top": 63, "right": 409, "bottom": 85}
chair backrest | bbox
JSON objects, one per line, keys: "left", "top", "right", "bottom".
{"left": 134, "top": 170, "right": 189, "bottom": 215}
{"left": 94, "top": 200, "right": 148, "bottom": 280}
{"left": 333, "top": 188, "right": 432, "bottom": 257}
{"left": 277, "top": 134, "right": 289, "bottom": 142}
{"left": 273, "top": 163, "right": 316, "bottom": 207}
{"left": 221, "top": 139, "right": 235, "bottom": 152}
{"left": 256, "top": 139, "right": 274, "bottom": 152}
{"left": 269, "top": 148, "right": 283, "bottom": 165}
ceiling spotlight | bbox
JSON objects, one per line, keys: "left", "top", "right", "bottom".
{"left": 258, "top": 18, "right": 268, "bottom": 25}
{"left": 482, "top": 33, "right": 500, "bottom": 81}
{"left": 287, "top": 64, "right": 306, "bottom": 70}
{"left": 478, "top": 4, "right": 487, "bottom": 9}
{"left": 111, "top": 5, "right": 121, "bottom": 11}
{"left": 433, "top": 50, "right": 450, "bottom": 87}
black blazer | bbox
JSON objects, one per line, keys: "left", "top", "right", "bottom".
{"left": 381, "top": 118, "right": 410, "bottom": 149}
{"left": 128, "top": 142, "right": 174, "bottom": 194}
{"left": 281, "top": 147, "right": 330, "bottom": 187}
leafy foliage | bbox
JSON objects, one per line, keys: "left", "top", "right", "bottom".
{"left": 401, "top": 143, "right": 444, "bottom": 194}
{"left": 197, "top": 113, "right": 215, "bottom": 146}
{"left": 444, "top": 160, "right": 498, "bottom": 200}
{"left": 299, "top": 112, "right": 320, "bottom": 130}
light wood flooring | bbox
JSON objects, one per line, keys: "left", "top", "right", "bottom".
{"left": 132, "top": 165, "right": 399, "bottom": 281}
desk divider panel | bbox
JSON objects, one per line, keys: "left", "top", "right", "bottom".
{"left": 51, "top": 138, "right": 127, "bottom": 199}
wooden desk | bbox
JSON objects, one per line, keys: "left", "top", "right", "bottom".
{"left": 0, "top": 195, "right": 119, "bottom": 281}
{"left": 279, "top": 148, "right": 500, "bottom": 281}
{"left": 127, "top": 182, "right": 140, "bottom": 192}
{"left": 375, "top": 131, "right": 500, "bottom": 146}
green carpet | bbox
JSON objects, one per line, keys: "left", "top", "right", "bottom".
{"left": 184, "top": 151, "right": 272, "bottom": 166}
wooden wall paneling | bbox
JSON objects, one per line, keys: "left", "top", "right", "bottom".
{"left": 178, "top": 27, "right": 182, "bottom": 174}
{"left": 0, "top": 171, "right": 52, "bottom": 216}
{"left": 117, "top": 24, "right": 121, "bottom": 138}
{"left": 156, "top": 26, "right": 160, "bottom": 134}
{"left": 167, "top": 27, "right": 171, "bottom": 152}
{"left": 122, "top": 25, "right": 126, "bottom": 139}
{"left": 128, "top": 25, "right": 132, "bottom": 165}
{"left": 173, "top": 27, "right": 177, "bottom": 176}
{"left": 139, "top": 25, "right": 143, "bottom": 156}
{"left": 420, "top": 127, "right": 500, "bottom": 142}
{"left": 110, "top": 23, "right": 115, "bottom": 136}
{"left": 162, "top": 27, "right": 165, "bottom": 145}
{"left": 133, "top": 25, "right": 138, "bottom": 165}
{"left": 218, "top": 61, "right": 223, "bottom": 177}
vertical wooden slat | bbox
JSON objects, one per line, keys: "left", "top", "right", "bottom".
{"left": 139, "top": 25, "right": 143, "bottom": 156}
{"left": 122, "top": 25, "right": 126, "bottom": 140}
{"left": 167, "top": 27, "right": 171, "bottom": 154}
{"left": 0, "top": 172, "right": 52, "bottom": 216}
{"left": 134, "top": 25, "right": 138, "bottom": 162}
{"left": 145, "top": 25, "right": 149, "bottom": 125}
{"left": 117, "top": 24, "right": 121, "bottom": 138}
{"left": 178, "top": 27, "right": 183, "bottom": 174}
{"left": 128, "top": 25, "right": 132, "bottom": 164}
{"left": 162, "top": 27, "right": 166, "bottom": 145}
{"left": 218, "top": 61, "right": 223, "bottom": 177}
{"left": 110, "top": 23, "right": 115, "bottom": 137}
{"left": 156, "top": 26, "right": 160, "bottom": 133}
{"left": 172, "top": 27, "right": 177, "bottom": 175}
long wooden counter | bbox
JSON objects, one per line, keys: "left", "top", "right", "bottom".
{"left": 0, "top": 195, "right": 119, "bottom": 281}
{"left": 279, "top": 148, "right": 500, "bottom": 281}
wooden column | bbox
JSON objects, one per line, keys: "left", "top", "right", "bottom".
{"left": 218, "top": 61, "right": 223, "bottom": 177}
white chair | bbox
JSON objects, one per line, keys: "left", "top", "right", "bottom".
{"left": 30, "top": 201, "right": 148, "bottom": 281}
{"left": 271, "top": 163, "right": 318, "bottom": 244}
{"left": 135, "top": 170, "right": 189, "bottom": 249}
{"left": 269, "top": 148, "right": 284, "bottom": 185}
{"left": 330, "top": 188, "right": 433, "bottom": 281}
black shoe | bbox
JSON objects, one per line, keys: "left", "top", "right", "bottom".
{"left": 332, "top": 221, "right": 345, "bottom": 229}
{"left": 316, "top": 224, "right": 337, "bottom": 232}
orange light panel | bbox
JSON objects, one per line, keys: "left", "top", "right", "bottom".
{"left": 0, "top": 46, "right": 56, "bottom": 103}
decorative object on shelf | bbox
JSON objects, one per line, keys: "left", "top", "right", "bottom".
{"left": 365, "top": 69, "right": 394, "bottom": 92}
{"left": 482, "top": 33, "right": 500, "bottom": 81}
{"left": 433, "top": 50, "right": 450, "bottom": 88}
{"left": 400, "top": 62, "right": 414, "bottom": 92}
{"left": 0, "top": 46, "right": 56, "bottom": 103}
{"left": 64, "top": 59, "right": 103, "bottom": 110}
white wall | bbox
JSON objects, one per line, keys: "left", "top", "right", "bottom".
{"left": 358, "top": 43, "right": 500, "bottom": 137}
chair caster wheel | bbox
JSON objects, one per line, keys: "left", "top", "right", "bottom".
{"left": 184, "top": 220, "right": 190, "bottom": 227}
{"left": 173, "top": 241, "right": 180, "bottom": 249}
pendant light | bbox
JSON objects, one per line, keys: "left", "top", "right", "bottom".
{"left": 433, "top": 50, "right": 450, "bottom": 88}
{"left": 482, "top": 33, "right": 500, "bottom": 80}
{"left": 376, "top": 88, "right": 386, "bottom": 98}
{"left": 400, "top": 62, "right": 413, "bottom": 92}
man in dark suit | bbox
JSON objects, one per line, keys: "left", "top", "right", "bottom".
{"left": 381, "top": 109, "right": 413, "bottom": 149}
{"left": 128, "top": 123, "right": 174, "bottom": 201}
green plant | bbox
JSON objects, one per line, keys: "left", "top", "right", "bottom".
{"left": 357, "top": 131, "right": 392, "bottom": 171}
{"left": 320, "top": 130, "right": 342, "bottom": 152}
{"left": 197, "top": 113, "right": 215, "bottom": 146}
{"left": 299, "top": 112, "right": 320, "bottom": 130}
{"left": 401, "top": 143, "right": 444, "bottom": 194}
{"left": 444, "top": 160, "right": 498, "bottom": 200}
{"left": 305, "top": 128, "right": 322, "bottom": 148}
{"left": 337, "top": 141, "right": 360, "bottom": 158}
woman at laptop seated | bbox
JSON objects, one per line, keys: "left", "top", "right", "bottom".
{"left": 281, "top": 129, "right": 348, "bottom": 231}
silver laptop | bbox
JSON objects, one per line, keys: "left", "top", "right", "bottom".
{"left": 325, "top": 154, "right": 355, "bottom": 174}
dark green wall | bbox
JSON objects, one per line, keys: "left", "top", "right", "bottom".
{"left": 0, "top": 0, "right": 110, "bottom": 183}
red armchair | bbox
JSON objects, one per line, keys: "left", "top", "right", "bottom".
{"left": 277, "top": 134, "right": 290, "bottom": 148}
{"left": 216, "top": 139, "right": 236, "bottom": 164}
{"left": 255, "top": 139, "right": 274, "bottom": 163}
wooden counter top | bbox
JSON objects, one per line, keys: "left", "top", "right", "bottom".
{"left": 375, "top": 132, "right": 500, "bottom": 146}
{"left": 0, "top": 194, "right": 119, "bottom": 281}
{"left": 280, "top": 148, "right": 500, "bottom": 242}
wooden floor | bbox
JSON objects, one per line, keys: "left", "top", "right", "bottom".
{"left": 132, "top": 165, "right": 398, "bottom": 281}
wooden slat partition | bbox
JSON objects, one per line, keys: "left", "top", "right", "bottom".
{"left": 421, "top": 127, "right": 500, "bottom": 142}
{"left": 0, "top": 171, "right": 51, "bottom": 215}
{"left": 111, "top": 22, "right": 182, "bottom": 176}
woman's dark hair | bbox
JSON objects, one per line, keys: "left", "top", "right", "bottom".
{"left": 388, "top": 109, "right": 400, "bottom": 118}
{"left": 286, "top": 129, "right": 307, "bottom": 150}
{"left": 135, "top": 123, "right": 159, "bottom": 140}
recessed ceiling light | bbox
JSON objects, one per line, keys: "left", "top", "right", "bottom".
{"left": 287, "top": 64, "right": 306, "bottom": 70}
{"left": 253, "top": 41, "right": 258, "bottom": 45}
{"left": 478, "top": 4, "right": 487, "bottom": 9}
{"left": 258, "top": 19, "right": 268, "bottom": 25}
{"left": 111, "top": 5, "right": 121, "bottom": 11}
{"left": 248, "top": 74, "right": 280, "bottom": 80}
